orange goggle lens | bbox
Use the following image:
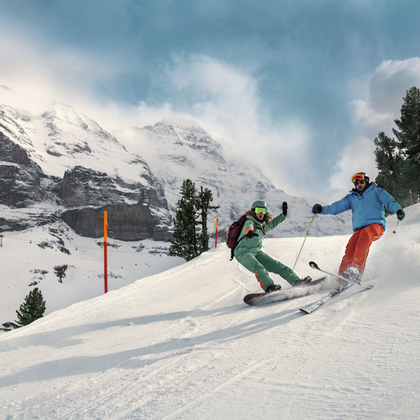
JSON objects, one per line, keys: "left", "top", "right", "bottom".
{"left": 352, "top": 174, "right": 365, "bottom": 183}
{"left": 254, "top": 207, "right": 267, "bottom": 215}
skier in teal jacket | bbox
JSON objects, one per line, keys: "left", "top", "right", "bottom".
{"left": 234, "top": 200, "right": 311, "bottom": 292}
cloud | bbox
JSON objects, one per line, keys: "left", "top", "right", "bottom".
{"left": 369, "top": 58, "right": 420, "bottom": 113}
{"left": 351, "top": 58, "right": 420, "bottom": 134}
{"left": 159, "top": 54, "right": 312, "bottom": 194}
{"left": 161, "top": 54, "right": 261, "bottom": 142}
{"left": 0, "top": 30, "right": 120, "bottom": 114}
{"left": 330, "top": 135, "right": 377, "bottom": 195}
{"left": 329, "top": 57, "right": 420, "bottom": 197}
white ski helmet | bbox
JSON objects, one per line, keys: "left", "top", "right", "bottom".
{"left": 251, "top": 200, "right": 267, "bottom": 210}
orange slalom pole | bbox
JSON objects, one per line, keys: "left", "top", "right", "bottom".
{"left": 410, "top": 189, "right": 413, "bottom": 205}
{"left": 215, "top": 215, "right": 218, "bottom": 248}
{"left": 104, "top": 211, "right": 108, "bottom": 294}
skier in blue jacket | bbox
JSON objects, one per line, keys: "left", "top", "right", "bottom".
{"left": 312, "top": 172, "right": 405, "bottom": 282}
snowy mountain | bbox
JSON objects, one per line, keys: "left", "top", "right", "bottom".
{"left": 1, "top": 86, "right": 352, "bottom": 241}
{"left": 116, "top": 118, "right": 352, "bottom": 238}
{"left": 0, "top": 100, "right": 171, "bottom": 240}
{"left": 1, "top": 204, "right": 419, "bottom": 419}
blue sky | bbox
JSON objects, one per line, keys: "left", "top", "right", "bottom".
{"left": 1, "top": 0, "right": 420, "bottom": 202}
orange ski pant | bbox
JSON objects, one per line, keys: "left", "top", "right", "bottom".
{"left": 338, "top": 223, "right": 384, "bottom": 277}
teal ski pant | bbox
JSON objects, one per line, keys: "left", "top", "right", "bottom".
{"left": 235, "top": 250, "right": 300, "bottom": 291}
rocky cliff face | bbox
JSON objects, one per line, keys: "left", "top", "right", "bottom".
{"left": 59, "top": 165, "right": 166, "bottom": 209}
{"left": 57, "top": 166, "right": 172, "bottom": 240}
{"left": 0, "top": 132, "right": 58, "bottom": 208}
{"left": 62, "top": 202, "right": 170, "bottom": 241}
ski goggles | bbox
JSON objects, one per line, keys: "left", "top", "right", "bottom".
{"left": 254, "top": 207, "right": 267, "bottom": 215}
{"left": 352, "top": 174, "right": 366, "bottom": 184}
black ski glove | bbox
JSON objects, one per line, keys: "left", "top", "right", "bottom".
{"left": 245, "top": 230, "right": 258, "bottom": 239}
{"left": 312, "top": 204, "right": 322, "bottom": 214}
{"left": 397, "top": 209, "right": 405, "bottom": 221}
{"left": 282, "top": 201, "right": 288, "bottom": 217}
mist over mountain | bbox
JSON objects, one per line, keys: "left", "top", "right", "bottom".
{"left": 116, "top": 117, "right": 352, "bottom": 238}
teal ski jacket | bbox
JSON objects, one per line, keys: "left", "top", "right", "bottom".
{"left": 234, "top": 213, "right": 285, "bottom": 257}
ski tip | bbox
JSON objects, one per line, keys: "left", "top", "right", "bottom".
{"left": 244, "top": 293, "right": 265, "bottom": 305}
{"left": 299, "top": 308, "right": 312, "bottom": 314}
{"left": 309, "top": 261, "right": 319, "bottom": 270}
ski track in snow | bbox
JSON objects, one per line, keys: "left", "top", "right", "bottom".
{"left": 1, "top": 205, "right": 420, "bottom": 419}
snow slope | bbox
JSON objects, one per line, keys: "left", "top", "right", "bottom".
{"left": 1, "top": 205, "right": 420, "bottom": 419}
{"left": 0, "top": 221, "right": 184, "bottom": 323}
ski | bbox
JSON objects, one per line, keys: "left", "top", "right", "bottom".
{"left": 244, "top": 276, "right": 327, "bottom": 306}
{"left": 299, "top": 284, "right": 353, "bottom": 314}
{"left": 308, "top": 261, "right": 374, "bottom": 290}
{"left": 299, "top": 261, "right": 374, "bottom": 314}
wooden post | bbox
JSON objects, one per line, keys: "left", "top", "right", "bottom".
{"left": 410, "top": 189, "right": 413, "bottom": 205}
{"left": 215, "top": 215, "right": 218, "bottom": 248}
{"left": 104, "top": 211, "right": 108, "bottom": 294}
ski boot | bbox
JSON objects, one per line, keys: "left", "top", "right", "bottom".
{"left": 265, "top": 284, "right": 281, "bottom": 293}
{"left": 294, "top": 276, "right": 312, "bottom": 286}
{"left": 336, "top": 279, "right": 348, "bottom": 290}
{"left": 342, "top": 267, "right": 361, "bottom": 284}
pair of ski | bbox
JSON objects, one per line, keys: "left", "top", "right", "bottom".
{"left": 300, "top": 262, "right": 374, "bottom": 314}
{"left": 244, "top": 261, "right": 374, "bottom": 314}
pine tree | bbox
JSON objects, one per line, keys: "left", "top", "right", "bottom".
{"left": 169, "top": 180, "right": 218, "bottom": 261}
{"left": 374, "top": 131, "right": 403, "bottom": 203}
{"left": 169, "top": 180, "right": 201, "bottom": 261}
{"left": 15, "top": 288, "right": 46, "bottom": 328}
{"left": 393, "top": 87, "right": 420, "bottom": 163}
{"left": 197, "top": 186, "right": 219, "bottom": 252}
{"left": 374, "top": 87, "right": 420, "bottom": 206}
{"left": 394, "top": 87, "right": 420, "bottom": 204}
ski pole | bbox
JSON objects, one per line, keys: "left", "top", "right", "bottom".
{"left": 293, "top": 214, "right": 316, "bottom": 270}
{"left": 393, "top": 220, "right": 399, "bottom": 234}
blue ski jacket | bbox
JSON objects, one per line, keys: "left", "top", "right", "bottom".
{"left": 320, "top": 183, "right": 402, "bottom": 231}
